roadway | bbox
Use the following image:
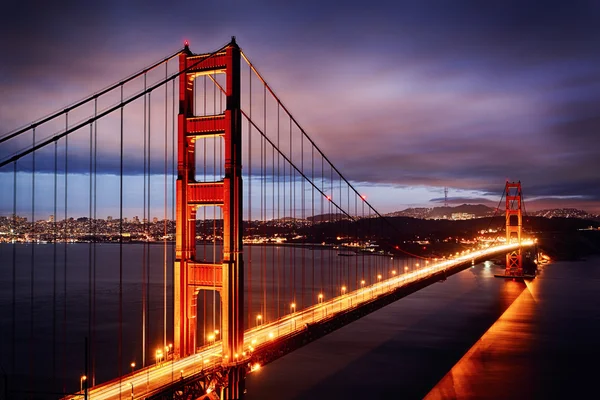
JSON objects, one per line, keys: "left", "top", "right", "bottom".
{"left": 65, "top": 241, "right": 533, "bottom": 399}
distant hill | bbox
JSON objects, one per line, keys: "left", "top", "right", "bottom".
{"left": 385, "top": 204, "right": 496, "bottom": 219}
{"left": 385, "top": 204, "right": 599, "bottom": 221}
{"left": 528, "top": 208, "right": 599, "bottom": 220}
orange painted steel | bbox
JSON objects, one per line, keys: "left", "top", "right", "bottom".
{"left": 174, "top": 37, "right": 243, "bottom": 380}
{"left": 504, "top": 181, "right": 523, "bottom": 276}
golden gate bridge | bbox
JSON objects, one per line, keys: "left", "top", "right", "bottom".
{"left": 0, "top": 38, "right": 534, "bottom": 399}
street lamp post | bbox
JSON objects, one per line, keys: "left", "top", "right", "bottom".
{"left": 80, "top": 375, "right": 87, "bottom": 393}
{"left": 155, "top": 349, "right": 163, "bottom": 366}
{"left": 360, "top": 280, "right": 366, "bottom": 301}
{"left": 340, "top": 286, "right": 346, "bottom": 310}
{"left": 318, "top": 293, "right": 324, "bottom": 316}
{"left": 377, "top": 274, "right": 382, "bottom": 295}
{"left": 130, "top": 362, "right": 135, "bottom": 375}
{"left": 207, "top": 333, "right": 215, "bottom": 344}
{"left": 256, "top": 314, "right": 262, "bottom": 327}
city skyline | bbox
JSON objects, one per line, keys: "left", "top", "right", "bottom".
{"left": 2, "top": 1, "right": 600, "bottom": 215}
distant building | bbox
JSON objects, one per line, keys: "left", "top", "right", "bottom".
{"left": 153, "top": 217, "right": 159, "bottom": 223}
{"left": 48, "top": 215, "right": 54, "bottom": 222}
{"left": 107, "top": 216, "right": 113, "bottom": 221}
{"left": 451, "top": 212, "right": 475, "bottom": 220}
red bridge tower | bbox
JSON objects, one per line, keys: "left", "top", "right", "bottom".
{"left": 174, "top": 38, "right": 244, "bottom": 398}
{"left": 504, "top": 181, "right": 523, "bottom": 276}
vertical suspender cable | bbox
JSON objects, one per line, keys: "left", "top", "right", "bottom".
{"left": 301, "top": 128, "right": 305, "bottom": 310}
{"left": 63, "top": 112, "right": 68, "bottom": 394}
{"left": 92, "top": 98, "right": 98, "bottom": 385}
{"left": 11, "top": 162, "right": 16, "bottom": 395}
{"left": 276, "top": 103, "right": 281, "bottom": 320}
{"left": 142, "top": 74, "right": 147, "bottom": 368}
{"left": 276, "top": 103, "right": 280, "bottom": 320}
{"left": 271, "top": 131, "right": 275, "bottom": 317}
{"left": 87, "top": 121, "right": 93, "bottom": 389}
{"left": 311, "top": 146, "right": 315, "bottom": 309}
{"left": 288, "top": 118, "right": 293, "bottom": 306}
{"left": 29, "top": 127, "right": 36, "bottom": 390}
{"left": 247, "top": 67, "right": 252, "bottom": 329}
{"left": 171, "top": 78, "right": 176, "bottom": 346}
{"left": 164, "top": 60, "right": 168, "bottom": 354}
{"left": 262, "top": 85, "right": 266, "bottom": 319}
{"left": 119, "top": 84, "right": 124, "bottom": 395}
{"left": 320, "top": 155, "right": 324, "bottom": 302}
{"left": 247, "top": 66, "right": 253, "bottom": 327}
{"left": 282, "top": 111, "right": 286, "bottom": 318}
{"left": 52, "top": 140, "right": 57, "bottom": 388}
{"left": 148, "top": 89, "right": 153, "bottom": 354}
{"left": 212, "top": 70, "right": 217, "bottom": 334}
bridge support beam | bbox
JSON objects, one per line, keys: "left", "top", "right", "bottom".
{"left": 500, "top": 181, "right": 524, "bottom": 277}
{"left": 175, "top": 38, "right": 244, "bottom": 395}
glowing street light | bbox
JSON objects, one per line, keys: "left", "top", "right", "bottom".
{"left": 290, "top": 303, "right": 296, "bottom": 313}
{"left": 155, "top": 349, "right": 163, "bottom": 365}
{"left": 341, "top": 286, "right": 346, "bottom": 295}
{"left": 80, "top": 375, "right": 87, "bottom": 392}
{"left": 256, "top": 314, "right": 262, "bottom": 327}
{"left": 318, "top": 293, "right": 324, "bottom": 304}
{"left": 391, "top": 270, "right": 397, "bottom": 276}
{"left": 130, "top": 362, "right": 136, "bottom": 375}
{"left": 377, "top": 274, "right": 382, "bottom": 295}
{"left": 360, "top": 279, "right": 366, "bottom": 300}
{"left": 404, "top": 266, "right": 408, "bottom": 273}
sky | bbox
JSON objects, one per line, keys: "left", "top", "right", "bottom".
{"left": 1, "top": 0, "right": 600, "bottom": 218}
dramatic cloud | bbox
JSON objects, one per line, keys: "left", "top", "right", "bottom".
{"left": 1, "top": 0, "right": 600, "bottom": 215}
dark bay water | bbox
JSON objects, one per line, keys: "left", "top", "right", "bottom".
{"left": 245, "top": 258, "right": 600, "bottom": 399}
{"left": 0, "top": 242, "right": 398, "bottom": 398}
{"left": 1, "top": 242, "right": 598, "bottom": 399}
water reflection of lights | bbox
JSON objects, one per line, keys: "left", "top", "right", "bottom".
{"left": 426, "top": 279, "right": 535, "bottom": 399}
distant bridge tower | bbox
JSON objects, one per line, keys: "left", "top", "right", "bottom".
{"left": 504, "top": 181, "right": 523, "bottom": 276}
{"left": 174, "top": 38, "right": 244, "bottom": 398}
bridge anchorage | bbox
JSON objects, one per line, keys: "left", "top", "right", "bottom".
{"left": 495, "top": 181, "right": 536, "bottom": 279}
